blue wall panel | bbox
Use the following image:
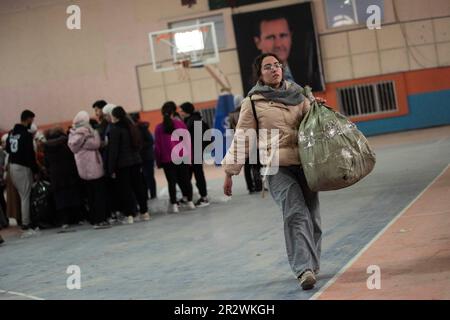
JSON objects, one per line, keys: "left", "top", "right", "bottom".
{"left": 356, "top": 90, "right": 450, "bottom": 136}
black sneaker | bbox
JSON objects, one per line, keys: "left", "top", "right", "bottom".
{"left": 195, "top": 197, "right": 210, "bottom": 208}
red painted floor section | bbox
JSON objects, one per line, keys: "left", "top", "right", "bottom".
{"left": 317, "top": 165, "right": 450, "bottom": 300}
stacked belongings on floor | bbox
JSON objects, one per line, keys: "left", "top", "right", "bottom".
{"left": 0, "top": 204, "right": 8, "bottom": 229}
{"left": 30, "top": 179, "right": 56, "bottom": 229}
{"left": 298, "top": 86, "right": 376, "bottom": 192}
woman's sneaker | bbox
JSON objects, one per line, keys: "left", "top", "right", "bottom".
{"left": 195, "top": 197, "right": 210, "bottom": 208}
{"left": 127, "top": 216, "right": 134, "bottom": 224}
{"left": 141, "top": 212, "right": 151, "bottom": 221}
{"left": 298, "top": 270, "right": 316, "bottom": 290}
{"left": 186, "top": 201, "right": 196, "bottom": 210}
{"left": 178, "top": 198, "right": 188, "bottom": 207}
{"left": 20, "top": 227, "right": 40, "bottom": 239}
{"left": 178, "top": 198, "right": 195, "bottom": 210}
{"left": 168, "top": 203, "right": 179, "bottom": 213}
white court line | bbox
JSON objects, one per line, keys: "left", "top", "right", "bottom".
{"left": 310, "top": 163, "right": 450, "bottom": 300}
{"left": 0, "top": 289, "right": 45, "bottom": 300}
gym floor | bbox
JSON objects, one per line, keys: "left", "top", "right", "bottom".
{"left": 1, "top": 125, "right": 449, "bottom": 300}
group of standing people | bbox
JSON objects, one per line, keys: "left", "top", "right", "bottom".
{"left": 0, "top": 98, "right": 213, "bottom": 234}
{"left": 0, "top": 103, "right": 154, "bottom": 233}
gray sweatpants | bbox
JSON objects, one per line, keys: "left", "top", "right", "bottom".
{"left": 267, "top": 166, "right": 322, "bottom": 278}
{"left": 9, "top": 164, "right": 33, "bottom": 226}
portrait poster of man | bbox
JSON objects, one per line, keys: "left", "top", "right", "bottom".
{"left": 232, "top": 2, "right": 325, "bottom": 95}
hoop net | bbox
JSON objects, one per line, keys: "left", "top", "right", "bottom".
{"left": 174, "top": 59, "right": 192, "bottom": 81}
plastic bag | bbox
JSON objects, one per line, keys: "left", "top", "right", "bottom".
{"left": 30, "top": 180, "right": 52, "bottom": 226}
{"left": 298, "top": 90, "right": 376, "bottom": 192}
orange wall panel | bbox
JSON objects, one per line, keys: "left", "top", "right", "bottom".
{"left": 314, "top": 67, "right": 450, "bottom": 123}
{"left": 140, "top": 100, "right": 217, "bottom": 133}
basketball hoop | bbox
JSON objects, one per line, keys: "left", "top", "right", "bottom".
{"left": 149, "top": 22, "right": 219, "bottom": 73}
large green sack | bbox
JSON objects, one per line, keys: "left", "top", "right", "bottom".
{"left": 298, "top": 95, "right": 376, "bottom": 192}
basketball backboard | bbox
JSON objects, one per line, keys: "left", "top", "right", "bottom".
{"left": 149, "top": 22, "right": 220, "bottom": 72}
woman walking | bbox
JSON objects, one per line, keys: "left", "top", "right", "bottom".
{"left": 222, "top": 53, "right": 322, "bottom": 290}
{"left": 108, "top": 106, "right": 150, "bottom": 224}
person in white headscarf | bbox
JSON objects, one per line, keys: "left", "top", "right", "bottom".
{"left": 102, "top": 104, "right": 117, "bottom": 123}
{"left": 68, "top": 111, "right": 111, "bottom": 229}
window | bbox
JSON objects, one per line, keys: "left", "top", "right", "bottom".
{"left": 169, "top": 14, "right": 226, "bottom": 51}
{"left": 337, "top": 81, "right": 398, "bottom": 117}
{"left": 199, "top": 108, "right": 215, "bottom": 129}
{"left": 174, "top": 30, "right": 205, "bottom": 53}
{"left": 325, "top": 0, "right": 384, "bottom": 28}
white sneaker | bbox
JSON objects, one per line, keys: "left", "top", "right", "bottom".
{"left": 127, "top": 216, "right": 134, "bottom": 224}
{"left": 186, "top": 201, "right": 196, "bottom": 210}
{"left": 21, "top": 228, "right": 39, "bottom": 239}
{"left": 298, "top": 270, "right": 316, "bottom": 290}
{"left": 168, "top": 203, "right": 179, "bottom": 213}
{"left": 141, "top": 212, "right": 151, "bottom": 221}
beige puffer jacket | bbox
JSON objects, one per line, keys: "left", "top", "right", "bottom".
{"left": 222, "top": 83, "right": 310, "bottom": 176}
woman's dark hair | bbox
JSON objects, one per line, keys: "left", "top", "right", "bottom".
{"left": 44, "top": 127, "right": 65, "bottom": 140}
{"left": 112, "top": 106, "right": 142, "bottom": 150}
{"left": 89, "top": 118, "right": 99, "bottom": 128}
{"left": 92, "top": 100, "right": 107, "bottom": 109}
{"left": 252, "top": 53, "right": 284, "bottom": 85}
{"left": 161, "top": 101, "right": 177, "bottom": 134}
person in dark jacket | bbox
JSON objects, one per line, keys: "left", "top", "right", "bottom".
{"left": 179, "top": 102, "right": 210, "bottom": 207}
{"left": 5, "top": 110, "right": 39, "bottom": 230}
{"left": 92, "top": 100, "right": 109, "bottom": 142}
{"left": 44, "top": 127, "right": 83, "bottom": 229}
{"left": 98, "top": 103, "right": 119, "bottom": 222}
{"left": 130, "top": 113, "right": 157, "bottom": 200}
{"left": 108, "top": 106, "right": 150, "bottom": 224}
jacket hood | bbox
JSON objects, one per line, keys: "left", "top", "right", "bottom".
{"left": 187, "top": 111, "right": 202, "bottom": 121}
{"left": 138, "top": 121, "right": 149, "bottom": 129}
{"left": 45, "top": 133, "right": 67, "bottom": 148}
{"left": 68, "top": 127, "right": 93, "bottom": 153}
{"left": 12, "top": 124, "right": 29, "bottom": 133}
